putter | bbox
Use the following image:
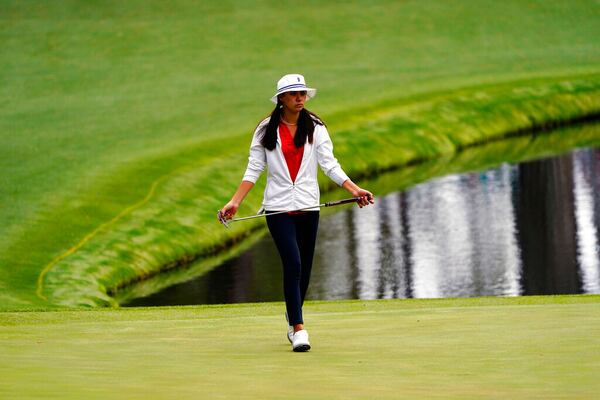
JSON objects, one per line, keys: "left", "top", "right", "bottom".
{"left": 218, "top": 197, "right": 363, "bottom": 228}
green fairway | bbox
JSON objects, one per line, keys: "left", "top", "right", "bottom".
{"left": 1, "top": 296, "right": 599, "bottom": 399}
{"left": 2, "top": 1, "right": 600, "bottom": 308}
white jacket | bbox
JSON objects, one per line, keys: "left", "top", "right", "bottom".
{"left": 242, "top": 118, "right": 349, "bottom": 211}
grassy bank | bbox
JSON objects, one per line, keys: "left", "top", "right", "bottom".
{"left": 2, "top": 295, "right": 599, "bottom": 399}
{"left": 2, "top": 1, "right": 600, "bottom": 309}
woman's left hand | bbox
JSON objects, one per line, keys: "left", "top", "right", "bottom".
{"left": 354, "top": 188, "right": 374, "bottom": 208}
{"left": 342, "top": 180, "right": 375, "bottom": 208}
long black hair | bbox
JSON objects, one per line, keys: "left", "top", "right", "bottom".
{"left": 259, "top": 101, "right": 325, "bottom": 151}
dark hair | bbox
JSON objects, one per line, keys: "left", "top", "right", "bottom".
{"left": 259, "top": 101, "right": 325, "bottom": 151}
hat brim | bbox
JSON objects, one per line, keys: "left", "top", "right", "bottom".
{"left": 270, "top": 88, "right": 317, "bottom": 104}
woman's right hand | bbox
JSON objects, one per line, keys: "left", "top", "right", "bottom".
{"left": 219, "top": 200, "right": 239, "bottom": 221}
{"left": 219, "top": 181, "right": 254, "bottom": 223}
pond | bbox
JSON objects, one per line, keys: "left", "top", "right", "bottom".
{"left": 125, "top": 127, "right": 600, "bottom": 307}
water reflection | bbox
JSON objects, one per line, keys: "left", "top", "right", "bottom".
{"left": 411, "top": 167, "right": 521, "bottom": 298}
{"left": 126, "top": 147, "right": 600, "bottom": 307}
{"left": 516, "top": 154, "right": 580, "bottom": 294}
{"left": 574, "top": 149, "right": 600, "bottom": 293}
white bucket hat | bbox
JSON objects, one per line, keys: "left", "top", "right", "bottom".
{"left": 270, "top": 74, "right": 317, "bottom": 104}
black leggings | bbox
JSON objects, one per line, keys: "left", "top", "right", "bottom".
{"left": 266, "top": 211, "right": 319, "bottom": 326}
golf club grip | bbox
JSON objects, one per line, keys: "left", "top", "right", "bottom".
{"left": 324, "top": 197, "right": 361, "bottom": 207}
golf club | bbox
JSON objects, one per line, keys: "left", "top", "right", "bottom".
{"left": 217, "top": 197, "right": 364, "bottom": 228}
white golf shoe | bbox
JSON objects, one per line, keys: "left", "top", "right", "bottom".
{"left": 292, "top": 329, "right": 311, "bottom": 352}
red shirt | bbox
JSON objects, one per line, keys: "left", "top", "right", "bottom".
{"left": 279, "top": 122, "right": 304, "bottom": 183}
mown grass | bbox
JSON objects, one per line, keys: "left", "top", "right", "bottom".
{"left": 2, "top": 1, "right": 600, "bottom": 309}
{"left": 1, "top": 295, "right": 599, "bottom": 399}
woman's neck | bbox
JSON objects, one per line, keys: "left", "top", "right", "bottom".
{"left": 281, "top": 110, "right": 299, "bottom": 126}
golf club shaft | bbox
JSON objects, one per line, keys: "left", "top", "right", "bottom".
{"left": 225, "top": 197, "right": 361, "bottom": 223}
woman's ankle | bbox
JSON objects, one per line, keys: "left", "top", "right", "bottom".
{"left": 293, "top": 324, "right": 304, "bottom": 333}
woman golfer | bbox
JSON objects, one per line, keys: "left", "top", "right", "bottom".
{"left": 220, "top": 74, "right": 374, "bottom": 352}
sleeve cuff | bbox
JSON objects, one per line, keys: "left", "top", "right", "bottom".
{"left": 329, "top": 168, "right": 350, "bottom": 187}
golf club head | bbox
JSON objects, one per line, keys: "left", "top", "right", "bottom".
{"left": 217, "top": 210, "right": 230, "bottom": 228}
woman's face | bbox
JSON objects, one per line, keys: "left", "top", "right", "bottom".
{"left": 279, "top": 91, "right": 307, "bottom": 113}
